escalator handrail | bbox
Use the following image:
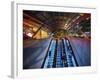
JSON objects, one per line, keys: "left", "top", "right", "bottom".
{"left": 41, "top": 38, "right": 53, "bottom": 68}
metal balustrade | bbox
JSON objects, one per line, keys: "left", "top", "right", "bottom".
{"left": 42, "top": 38, "right": 78, "bottom": 68}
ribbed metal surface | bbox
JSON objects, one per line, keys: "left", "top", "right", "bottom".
{"left": 43, "top": 38, "right": 78, "bottom": 68}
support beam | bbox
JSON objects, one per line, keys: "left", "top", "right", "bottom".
{"left": 32, "top": 26, "right": 42, "bottom": 38}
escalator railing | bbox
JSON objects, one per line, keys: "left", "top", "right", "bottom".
{"left": 42, "top": 39, "right": 56, "bottom": 68}
{"left": 42, "top": 38, "right": 78, "bottom": 68}
{"left": 63, "top": 38, "right": 78, "bottom": 67}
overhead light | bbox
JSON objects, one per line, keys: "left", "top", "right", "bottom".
{"left": 86, "top": 17, "right": 89, "bottom": 20}
{"left": 64, "top": 23, "right": 67, "bottom": 28}
{"left": 26, "top": 33, "right": 33, "bottom": 37}
{"left": 33, "top": 27, "right": 38, "bottom": 32}
{"left": 80, "top": 13, "right": 84, "bottom": 16}
{"left": 65, "top": 23, "right": 67, "bottom": 26}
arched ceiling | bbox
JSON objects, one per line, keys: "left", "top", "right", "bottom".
{"left": 23, "top": 10, "right": 91, "bottom": 33}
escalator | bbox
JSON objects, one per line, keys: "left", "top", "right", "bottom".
{"left": 42, "top": 38, "right": 78, "bottom": 68}
{"left": 63, "top": 39, "right": 78, "bottom": 67}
